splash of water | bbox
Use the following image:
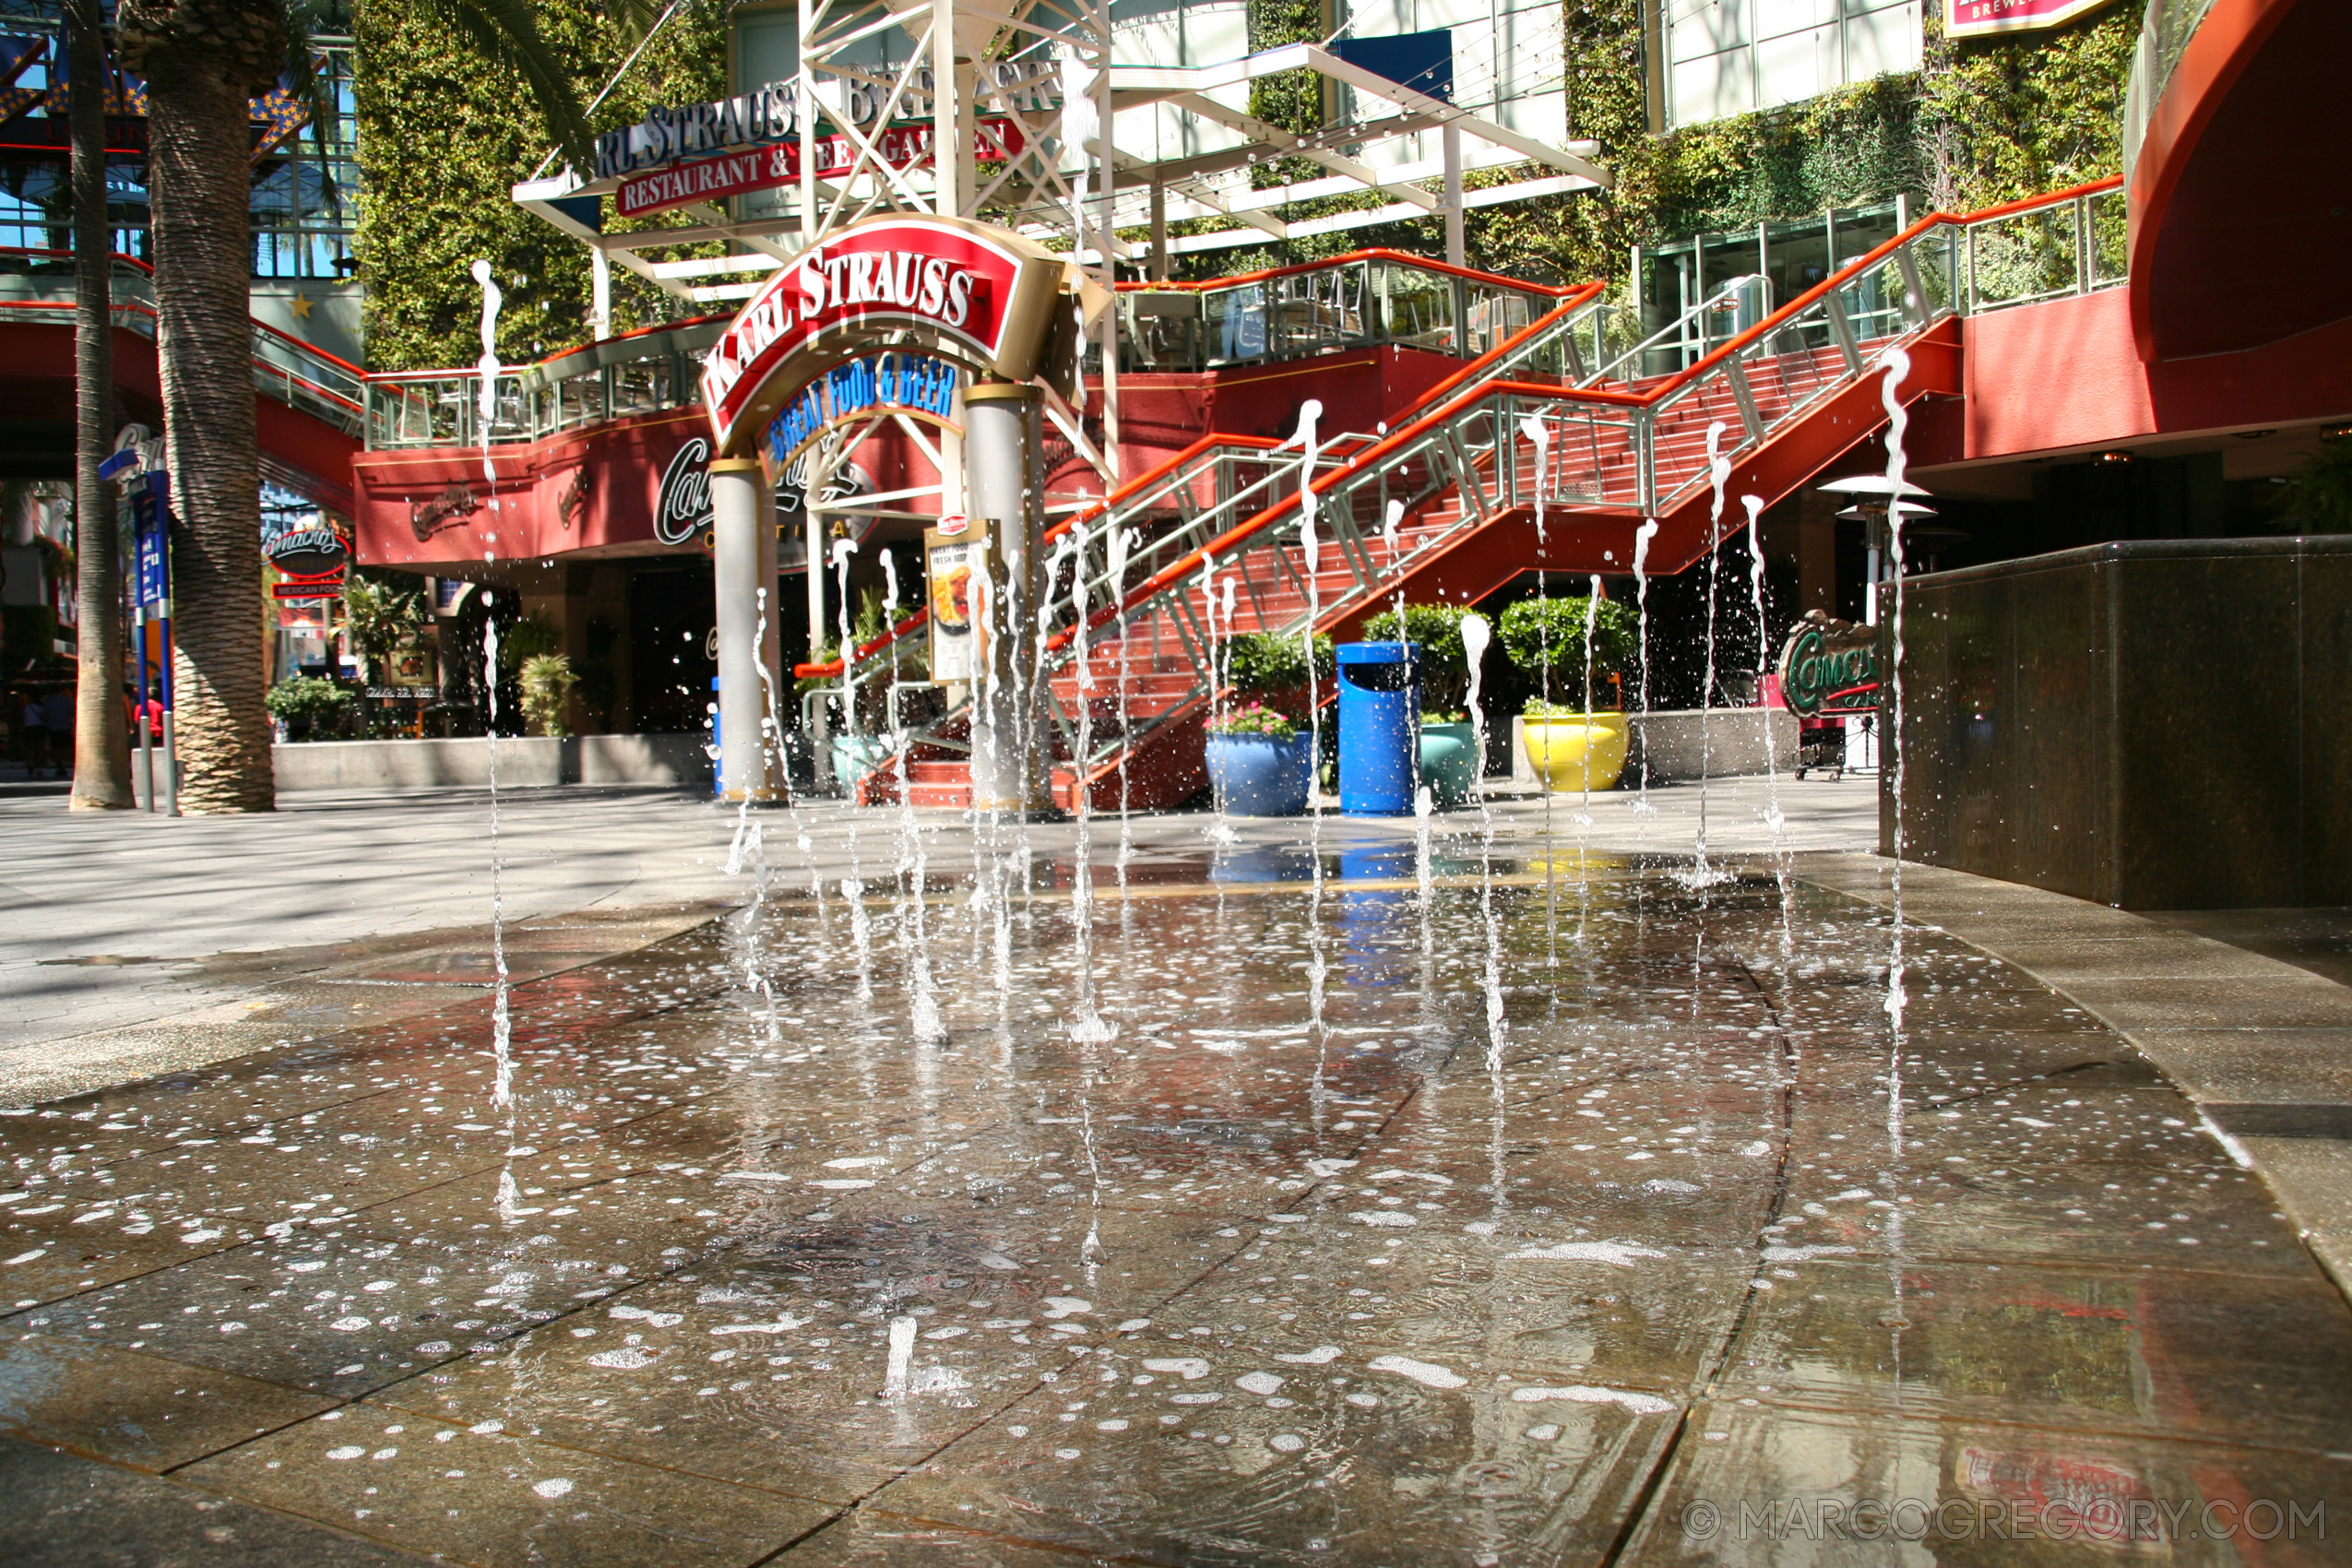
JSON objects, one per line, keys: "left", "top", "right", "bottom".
{"left": 1878, "top": 342, "right": 1916, "bottom": 1338}
{"left": 481, "top": 607, "right": 511, "bottom": 1113}
{"left": 1107, "top": 526, "right": 1136, "bottom": 885}
{"left": 1878, "top": 345, "right": 1915, "bottom": 1056}
{"left": 1286, "top": 401, "right": 1325, "bottom": 808}
{"left": 1462, "top": 612, "right": 1508, "bottom": 1073}
{"left": 1678, "top": 423, "right": 1735, "bottom": 891}
{"left": 1521, "top": 413, "right": 1557, "bottom": 957}
{"left": 1199, "top": 553, "right": 1235, "bottom": 847}
{"left": 469, "top": 260, "right": 505, "bottom": 561}
{"left": 1741, "top": 493, "right": 1794, "bottom": 961}
{"left": 1381, "top": 498, "right": 1407, "bottom": 633}
{"left": 1628, "top": 517, "right": 1662, "bottom": 830}
{"left": 879, "top": 552, "right": 944, "bottom": 1042}
{"left": 1067, "top": 517, "right": 1115, "bottom": 1046}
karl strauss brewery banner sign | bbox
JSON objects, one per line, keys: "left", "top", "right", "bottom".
{"left": 1946, "top": 0, "right": 2117, "bottom": 39}
{"left": 699, "top": 215, "right": 1069, "bottom": 456}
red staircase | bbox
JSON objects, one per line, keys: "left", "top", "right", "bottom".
{"left": 808, "top": 178, "right": 2124, "bottom": 814}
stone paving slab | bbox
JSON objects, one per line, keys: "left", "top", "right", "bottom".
{"left": 2, "top": 1432, "right": 422, "bottom": 1567}
{"left": 1618, "top": 1402, "right": 2352, "bottom": 1566}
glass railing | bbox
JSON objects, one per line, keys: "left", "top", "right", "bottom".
{"left": 365, "top": 318, "right": 721, "bottom": 450}
{"left": 1105, "top": 251, "right": 1565, "bottom": 374}
{"left": 2125, "top": 0, "right": 2218, "bottom": 180}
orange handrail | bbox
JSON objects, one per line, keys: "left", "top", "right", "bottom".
{"left": 1056, "top": 176, "right": 2121, "bottom": 652}
{"left": 1113, "top": 245, "right": 1578, "bottom": 298}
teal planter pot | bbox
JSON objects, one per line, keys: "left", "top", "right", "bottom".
{"left": 1206, "top": 731, "right": 1312, "bottom": 816}
{"left": 1419, "top": 720, "right": 1477, "bottom": 805}
{"left": 830, "top": 733, "right": 891, "bottom": 790}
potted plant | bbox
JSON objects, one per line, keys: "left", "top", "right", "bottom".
{"left": 1223, "top": 629, "right": 1333, "bottom": 718}
{"left": 1363, "top": 603, "right": 1480, "bottom": 804}
{"left": 1205, "top": 701, "right": 1312, "bottom": 816}
{"left": 1499, "top": 594, "right": 1637, "bottom": 791}
{"left": 264, "top": 674, "right": 353, "bottom": 742}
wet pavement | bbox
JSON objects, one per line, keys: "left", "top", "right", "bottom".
{"left": 0, "top": 776, "right": 1871, "bottom": 1101}
{"left": 5, "top": 844, "right": 2349, "bottom": 1565}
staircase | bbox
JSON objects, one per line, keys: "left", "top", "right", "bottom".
{"left": 804, "top": 177, "right": 2127, "bottom": 812}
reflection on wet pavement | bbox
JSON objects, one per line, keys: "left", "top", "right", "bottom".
{"left": 5, "top": 861, "right": 2348, "bottom": 1565}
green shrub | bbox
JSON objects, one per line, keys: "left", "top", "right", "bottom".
{"left": 497, "top": 612, "right": 562, "bottom": 675}
{"left": 1206, "top": 701, "right": 1297, "bottom": 739}
{"left": 1224, "top": 631, "right": 1334, "bottom": 695}
{"left": 518, "top": 653, "right": 579, "bottom": 738}
{"left": 1361, "top": 602, "right": 1482, "bottom": 711}
{"left": 1498, "top": 597, "right": 1639, "bottom": 707}
{"left": 266, "top": 675, "right": 354, "bottom": 739}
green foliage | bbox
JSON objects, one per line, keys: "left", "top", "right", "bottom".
{"left": 336, "top": 569, "right": 429, "bottom": 681}
{"left": 1224, "top": 630, "right": 1334, "bottom": 695}
{"left": 1498, "top": 595, "right": 1638, "bottom": 697}
{"left": 1918, "top": 2, "right": 2145, "bottom": 211}
{"left": 1360, "top": 602, "right": 1484, "bottom": 711}
{"left": 496, "top": 611, "right": 562, "bottom": 673}
{"left": 2272, "top": 436, "right": 2352, "bottom": 535}
{"left": 355, "top": 0, "right": 731, "bottom": 371}
{"left": 1168, "top": 0, "right": 2141, "bottom": 292}
{"left": 266, "top": 674, "right": 354, "bottom": 737}
{"left": 1206, "top": 700, "right": 1298, "bottom": 739}
{"left": 1, "top": 604, "right": 59, "bottom": 678}
{"left": 518, "top": 651, "right": 579, "bottom": 736}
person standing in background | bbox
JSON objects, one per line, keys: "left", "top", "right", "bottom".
{"left": 19, "top": 691, "right": 48, "bottom": 775}
{"left": 41, "top": 685, "right": 74, "bottom": 777}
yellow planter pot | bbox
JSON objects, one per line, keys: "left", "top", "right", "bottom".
{"left": 1523, "top": 714, "right": 1629, "bottom": 792}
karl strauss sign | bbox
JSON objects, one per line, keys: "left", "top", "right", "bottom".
{"left": 699, "top": 215, "right": 1071, "bottom": 457}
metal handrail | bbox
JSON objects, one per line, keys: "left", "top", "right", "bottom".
{"left": 1, "top": 246, "right": 367, "bottom": 433}
{"left": 985, "top": 176, "right": 2131, "bottom": 786}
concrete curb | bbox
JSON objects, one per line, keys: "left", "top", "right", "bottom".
{"left": 273, "top": 732, "right": 712, "bottom": 792}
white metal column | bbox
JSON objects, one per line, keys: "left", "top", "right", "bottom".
{"left": 710, "top": 457, "right": 781, "bottom": 802}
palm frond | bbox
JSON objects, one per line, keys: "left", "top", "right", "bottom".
{"left": 408, "top": 0, "right": 598, "bottom": 172}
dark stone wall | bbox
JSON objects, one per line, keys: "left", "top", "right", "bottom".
{"left": 1881, "top": 537, "right": 2351, "bottom": 909}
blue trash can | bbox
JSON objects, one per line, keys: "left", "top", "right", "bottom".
{"left": 1336, "top": 641, "right": 1420, "bottom": 815}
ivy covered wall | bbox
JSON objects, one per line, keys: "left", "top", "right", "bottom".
{"left": 353, "top": 0, "right": 2146, "bottom": 368}
{"left": 352, "top": 0, "right": 730, "bottom": 373}
{"left": 1183, "top": 0, "right": 2144, "bottom": 284}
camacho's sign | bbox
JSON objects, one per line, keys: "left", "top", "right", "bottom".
{"left": 1775, "top": 612, "right": 1881, "bottom": 718}
{"left": 699, "top": 215, "right": 1073, "bottom": 457}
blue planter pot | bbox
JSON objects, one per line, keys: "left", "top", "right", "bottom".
{"left": 1206, "top": 731, "right": 1312, "bottom": 816}
{"left": 1419, "top": 721, "right": 1477, "bottom": 805}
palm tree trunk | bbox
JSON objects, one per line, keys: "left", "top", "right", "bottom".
{"left": 67, "top": 0, "right": 134, "bottom": 810}
{"left": 139, "top": 28, "right": 275, "bottom": 813}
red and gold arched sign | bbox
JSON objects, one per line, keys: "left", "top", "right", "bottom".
{"left": 699, "top": 215, "right": 1075, "bottom": 457}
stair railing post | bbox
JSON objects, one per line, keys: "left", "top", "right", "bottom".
{"left": 1635, "top": 410, "right": 1657, "bottom": 517}
{"left": 2074, "top": 196, "right": 2092, "bottom": 296}
{"left": 1823, "top": 284, "right": 1865, "bottom": 375}
{"left": 1723, "top": 355, "right": 1764, "bottom": 444}
{"left": 1894, "top": 242, "right": 1930, "bottom": 329}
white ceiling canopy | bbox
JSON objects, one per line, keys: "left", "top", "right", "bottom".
{"left": 516, "top": 35, "right": 1608, "bottom": 307}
